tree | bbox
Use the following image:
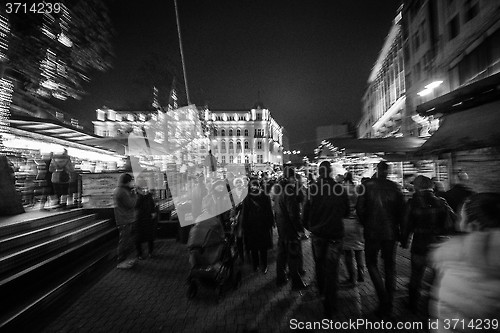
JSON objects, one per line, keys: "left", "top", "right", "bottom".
{"left": 2, "top": 0, "right": 114, "bottom": 101}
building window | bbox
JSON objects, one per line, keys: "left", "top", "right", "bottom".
{"left": 257, "top": 155, "right": 263, "bottom": 164}
{"left": 244, "top": 141, "right": 249, "bottom": 149}
{"left": 221, "top": 140, "right": 226, "bottom": 152}
{"left": 229, "top": 155, "right": 234, "bottom": 164}
{"left": 257, "top": 141, "right": 262, "bottom": 150}
{"left": 213, "top": 128, "right": 218, "bottom": 136}
{"left": 229, "top": 128, "right": 233, "bottom": 136}
{"left": 229, "top": 141, "right": 234, "bottom": 150}
{"left": 256, "top": 113, "right": 262, "bottom": 120}
{"left": 237, "top": 128, "right": 241, "bottom": 136}
{"left": 221, "top": 155, "right": 226, "bottom": 164}
{"left": 448, "top": 15, "right": 460, "bottom": 40}
{"left": 412, "top": 32, "right": 420, "bottom": 52}
{"left": 221, "top": 129, "right": 225, "bottom": 136}
{"left": 237, "top": 156, "right": 241, "bottom": 164}
{"left": 244, "top": 129, "right": 248, "bottom": 136}
{"left": 245, "top": 155, "right": 249, "bottom": 164}
{"left": 236, "top": 141, "right": 241, "bottom": 150}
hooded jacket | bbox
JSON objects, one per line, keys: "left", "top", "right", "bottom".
{"left": 303, "top": 177, "right": 349, "bottom": 239}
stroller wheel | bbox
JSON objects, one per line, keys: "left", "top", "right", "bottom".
{"left": 187, "top": 282, "right": 197, "bottom": 299}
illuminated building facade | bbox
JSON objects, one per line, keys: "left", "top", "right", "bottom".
{"left": 93, "top": 104, "right": 285, "bottom": 172}
{"left": 359, "top": 6, "right": 406, "bottom": 138}
{"left": 205, "top": 104, "right": 284, "bottom": 171}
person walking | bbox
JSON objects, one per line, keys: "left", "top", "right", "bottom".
{"left": 441, "top": 171, "right": 474, "bottom": 214}
{"left": 241, "top": 177, "right": 274, "bottom": 273}
{"left": 113, "top": 173, "right": 138, "bottom": 269}
{"left": 400, "top": 175, "right": 455, "bottom": 313}
{"left": 274, "top": 166, "right": 308, "bottom": 290}
{"left": 49, "top": 149, "right": 74, "bottom": 209}
{"left": 303, "top": 161, "right": 349, "bottom": 317}
{"left": 430, "top": 193, "right": 500, "bottom": 333}
{"left": 356, "top": 161, "right": 405, "bottom": 317}
{"left": 342, "top": 172, "right": 365, "bottom": 286}
{"left": 135, "top": 178, "right": 157, "bottom": 260}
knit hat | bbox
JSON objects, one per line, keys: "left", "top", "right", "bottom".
{"left": 413, "top": 175, "right": 433, "bottom": 190}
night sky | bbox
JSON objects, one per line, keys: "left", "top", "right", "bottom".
{"left": 57, "top": 0, "right": 402, "bottom": 153}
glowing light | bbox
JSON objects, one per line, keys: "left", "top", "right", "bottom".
{"left": 417, "top": 88, "right": 432, "bottom": 96}
{"left": 418, "top": 80, "right": 443, "bottom": 96}
{"left": 0, "top": 78, "right": 13, "bottom": 132}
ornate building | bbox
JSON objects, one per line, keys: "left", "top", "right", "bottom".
{"left": 359, "top": 5, "right": 406, "bottom": 138}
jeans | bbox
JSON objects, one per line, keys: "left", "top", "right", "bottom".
{"left": 365, "top": 239, "right": 396, "bottom": 312}
{"left": 311, "top": 235, "right": 343, "bottom": 315}
{"left": 276, "top": 238, "right": 303, "bottom": 286}
{"left": 117, "top": 224, "right": 134, "bottom": 263}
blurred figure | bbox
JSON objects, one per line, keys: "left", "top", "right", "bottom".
{"left": 232, "top": 177, "right": 247, "bottom": 264}
{"left": 0, "top": 155, "right": 25, "bottom": 215}
{"left": 303, "top": 161, "right": 349, "bottom": 317}
{"left": 39, "top": 152, "right": 54, "bottom": 210}
{"left": 356, "top": 161, "right": 405, "bottom": 317}
{"left": 113, "top": 173, "right": 137, "bottom": 269}
{"left": 275, "top": 166, "right": 308, "bottom": 290}
{"left": 49, "top": 149, "right": 74, "bottom": 208}
{"left": 191, "top": 174, "right": 208, "bottom": 222}
{"left": 441, "top": 171, "right": 474, "bottom": 214}
{"left": 342, "top": 172, "right": 365, "bottom": 286}
{"left": 431, "top": 177, "right": 446, "bottom": 198}
{"left": 400, "top": 176, "right": 455, "bottom": 313}
{"left": 242, "top": 177, "right": 274, "bottom": 273}
{"left": 135, "top": 178, "right": 157, "bottom": 260}
{"left": 430, "top": 193, "right": 500, "bottom": 333}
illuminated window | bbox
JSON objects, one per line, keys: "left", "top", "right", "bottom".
{"left": 244, "top": 129, "right": 248, "bottom": 136}
{"left": 229, "top": 128, "right": 233, "bottom": 136}
{"left": 221, "top": 140, "right": 226, "bottom": 152}
{"left": 256, "top": 113, "right": 262, "bottom": 120}
{"left": 222, "top": 156, "right": 226, "bottom": 164}
{"left": 229, "top": 155, "right": 234, "bottom": 164}
{"left": 245, "top": 155, "right": 249, "bottom": 164}
{"left": 221, "top": 129, "right": 225, "bottom": 136}
{"left": 229, "top": 141, "right": 234, "bottom": 150}
{"left": 257, "top": 155, "right": 263, "bottom": 163}
{"left": 236, "top": 141, "right": 241, "bottom": 150}
{"left": 244, "top": 141, "right": 249, "bottom": 149}
{"left": 237, "top": 129, "right": 241, "bottom": 136}
{"left": 257, "top": 141, "right": 262, "bottom": 150}
{"left": 237, "top": 156, "right": 241, "bottom": 164}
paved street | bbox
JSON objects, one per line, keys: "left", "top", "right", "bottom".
{"left": 41, "top": 231, "right": 429, "bottom": 333}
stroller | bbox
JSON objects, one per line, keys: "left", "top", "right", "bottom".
{"left": 186, "top": 212, "right": 242, "bottom": 300}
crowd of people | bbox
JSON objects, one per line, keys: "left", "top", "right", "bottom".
{"left": 112, "top": 161, "right": 500, "bottom": 329}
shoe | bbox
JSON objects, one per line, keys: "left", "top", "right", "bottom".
{"left": 116, "top": 261, "right": 133, "bottom": 269}
{"left": 291, "top": 283, "right": 309, "bottom": 291}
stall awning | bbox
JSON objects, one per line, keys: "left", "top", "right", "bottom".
{"left": 9, "top": 116, "right": 98, "bottom": 142}
{"left": 417, "top": 100, "right": 500, "bottom": 154}
{"left": 324, "top": 137, "right": 426, "bottom": 154}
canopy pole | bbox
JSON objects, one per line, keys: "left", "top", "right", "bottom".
{"left": 173, "top": 0, "right": 191, "bottom": 105}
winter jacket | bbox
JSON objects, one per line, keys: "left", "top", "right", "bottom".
{"left": 356, "top": 177, "right": 405, "bottom": 241}
{"left": 135, "top": 192, "right": 156, "bottom": 242}
{"left": 303, "top": 177, "right": 349, "bottom": 240}
{"left": 113, "top": 185, "right": 137, "bottom": 226}
{"left": 431, "top": 230, "right": 500, "bottom": 332}
{"left": 274, "top": 180, "right": 303, "bottom": 240}
{"left": 401, "top": 190, "right": 454, "bottom": 255}
{"left": 242, "top": 190, "right": 274, "bottom": 250}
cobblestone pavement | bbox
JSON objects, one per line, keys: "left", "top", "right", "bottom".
{"left": 41, "top": 230, "right": 430, "bottom": 333}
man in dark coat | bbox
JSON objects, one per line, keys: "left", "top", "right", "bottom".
{"left": 303, "top": 161, "right": 349, "bottom": 317}
{"left": 241, "top": 177, "right": 274, "bottom": 273}
{"left": 274, "top": 166, "right": 308, "bottom": 290}
{"left": 441, "top": 171, "right": 474, "bottom": 215}
{"left": 135, "top": 178, "right": 157, "bottom": 259}
{"left": 401, "top": 175, "right": 454, "bottom": 313}
{"left": 356, "top": 161, "right": 405, "bottom": 317}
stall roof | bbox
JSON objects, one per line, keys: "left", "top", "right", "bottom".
{"left": 417, "top": 99, "right": 500, "bottom": 155}
{"left": 324, "top": 137, "right": 426, "bottom": 154}
{"left": 417, "top": 72, "right": 500, "bottom": 116}
{"left": 9, "top": 116, "right": 98, "bottom": 142}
